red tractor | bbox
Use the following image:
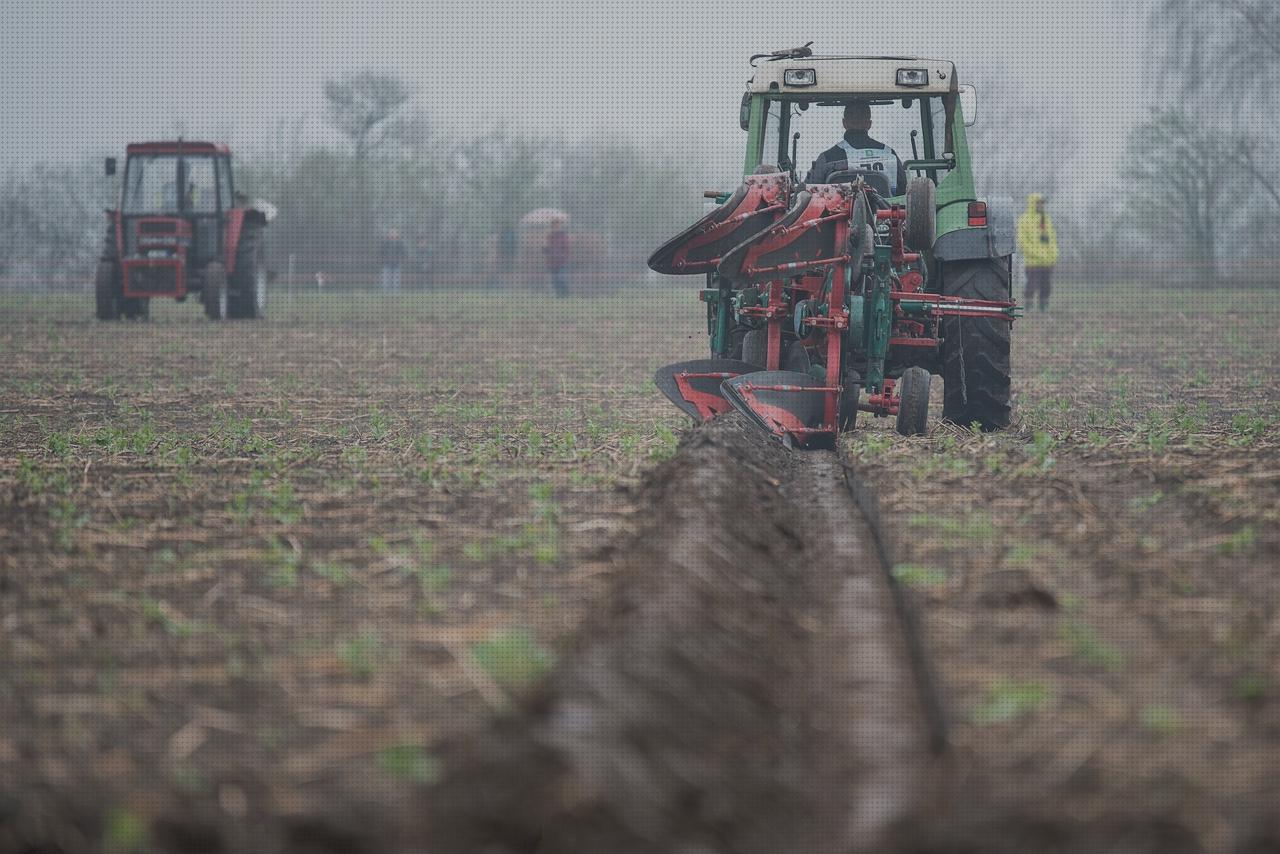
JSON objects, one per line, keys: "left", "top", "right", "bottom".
{"left": 96, "top": 141, "right": 271, "bottom": 321}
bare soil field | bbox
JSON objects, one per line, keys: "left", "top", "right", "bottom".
{"left": 2, "top": 284, "right": 1279, "bottom": 852}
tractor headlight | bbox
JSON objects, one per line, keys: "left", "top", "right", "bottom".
{"left": 896, "top": 68, "right": 929, "bottom": 87}
{"left": 783, "top": 68, "right": 816, "bottom": 87}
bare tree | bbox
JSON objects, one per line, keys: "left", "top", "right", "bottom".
{"left": 1121, "top": 109, "right": 1247, "bottom": 279}
{"left": 1144, "top": 0, "right": 1280, "bottom": 233}
{"left": 1154, "top": 0, "right": 1280, "bottom": 110}
{"left": 0, "top": 160, "right": 111, "bottom": 284}
{"left": 323, "top": 71, "right": 416, "bottom": 161}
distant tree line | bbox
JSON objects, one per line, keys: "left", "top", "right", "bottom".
{"left": 0, "top": 71, "right": 697, "bottom": 288}
{"left": 8, "top": 23, "right": 1280, "bottom": 290}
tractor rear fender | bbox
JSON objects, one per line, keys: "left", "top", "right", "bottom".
{"left": 222, "top": 209, "right": 247, "bottom": 276}
{"left": 222, "top": 207, "right": 271, "bottom": 276}
{"left": 932, "top": 192, "right": 1015, "bottom": 259}
{"left": 933, "top": 226, "right": 1011, "bottom": 263}
{"left": 933, "top": 227, "right": 1013, "bottom": 298}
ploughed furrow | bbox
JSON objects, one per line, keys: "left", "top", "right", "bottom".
{"left": 421, "top": 414, "right": 928, "bottom": 853}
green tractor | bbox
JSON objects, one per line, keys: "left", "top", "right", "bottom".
{"left": 650, "top": 47, "right": 1018, "bottom": 446}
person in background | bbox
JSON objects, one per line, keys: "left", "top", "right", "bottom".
{"left": 545, "top": 218, "right": 570, "bottom": 298}
{"left": 1017, "top": 193, "right": 1059, "bottom": 313}
{"left": 379, "top": 228, "right": 407, "bottom": 293}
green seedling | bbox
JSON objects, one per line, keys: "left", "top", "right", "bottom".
{"left": 972, "top": 678, "right": 1049, "bottom": 724}
{"left": 376, "top": 745, "right": 442, "bottom": 784}
{"left": 908, "top": 511, "right": 995, "bottom": 544}
{"left": 103, "top": 807, "right": 148, "bottom": 854}
{"left": 264, "top": 537, "right": 301, "bottom": 588}
{"left": 1235, "top": 672, "right": 1269, "bottom": 703}
{"left": 1219, "top": 526, "right": 1256, "bottom": 556}
{"left": 337, "top": 631, "right": 383, "bottom": 680}
{"left": 1140, "top": 704, "right": 1181, "bottom": 737}
{"left": 139, "top": 597, "right": 198, "bottom": 638}
{"left": 1026, "top": 431, "right": 1057, "bottom": 471}
{"left": 1060, "top": 618, "right": 1125, "bottom": 671}
{"left": 1129, "top": 491, "right": 1164, "bottom": 512}
{"left": 891, "top": 564, "right": 948, "bottom": 587}
{"left": 311, "top": 561, "right": 352, "bottom": 585}
{"left": 471, "top": 627, "right": 554, "bottom": 692}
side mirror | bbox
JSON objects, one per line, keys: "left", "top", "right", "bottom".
{"left": 958, "top": 84, "right": 977, "bottom": 128}
{"left": 104, "top": 157, "right": 117, "bottom": 177}
{"left": 739, "top": 92, "right": 752, "bottom": 131}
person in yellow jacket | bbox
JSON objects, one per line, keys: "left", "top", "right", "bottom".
{"left": 1016, "top": 193, "right": 1059, "bottom": 312}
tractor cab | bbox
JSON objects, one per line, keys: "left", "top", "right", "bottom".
{"left": 98, "top": 140, "right": 269, "bottom": 321}
{"left": 113, "top": 142, "right": 235, "bottom": 299}
{"left": 741, "top": 57, "right": 977, "bottom": 212}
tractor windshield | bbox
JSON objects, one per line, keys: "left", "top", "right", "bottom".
{"left": 122, "top": 154, "right": 222, "bottom": 214}
{"left": 760, "top": 96, "right": 950, "bottom": 190}
{"left": 124, "top": 155, "right": 179, "bottom": 214}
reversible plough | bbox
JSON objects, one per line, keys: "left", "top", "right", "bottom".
{"left": 649, "top": 51, "right": 1022, "bottom": 447}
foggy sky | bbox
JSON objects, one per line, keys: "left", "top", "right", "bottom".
{"left": 4, "top": 0, "right": 1149, "bottom": 189}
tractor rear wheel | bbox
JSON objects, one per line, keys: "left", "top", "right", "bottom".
{"left": 95, "top": 261, "right": 121, "bottom": 320}
{"left": 229, "top": 225, "right": 266, "bottom": 319}
{"left": 895, "top": 366, "right": 931, "bottom": 436}
{"left": 204, "top": 263, "right": 229, "bottom": 321}
{"left": 940, "top": 259, "right": 1012, "bottom": 430}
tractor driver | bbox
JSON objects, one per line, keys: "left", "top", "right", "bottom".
{"left": 808, "top": 102, "right": 908, "bottom": 195}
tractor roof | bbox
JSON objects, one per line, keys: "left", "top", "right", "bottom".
{"left": 125, "top": 141, "right": 231, "bottom": 156}
{"left": 748, "top": 56, "right": 958, "bottom": 97}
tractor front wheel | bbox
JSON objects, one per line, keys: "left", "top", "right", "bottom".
{"left": 122, "top": 297, "right": 150, "bottom": 321}
{"left": 204, "top": 263, "right": 229, "bottom": 321}
{"left": 940, "top": 259, "right": 1012, "bottom": 430}
{"left": 895, "top": 366, "right": 931, "bottom": 436}
{"left": 95, "top": 262, "right": 121, "bottom": 320}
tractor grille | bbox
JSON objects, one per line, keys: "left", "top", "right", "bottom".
{"left": 126, "top": 264, "right": 179, "bottom": 295}
{"left": 140, "top": 220, "right": 178, "bottom": 235}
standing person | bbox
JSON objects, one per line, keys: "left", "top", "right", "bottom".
{"left": 1017, "top": 193, "right": 1059, "bottom": 313}
{"left": 379, "top": 228, "right": 407, "bottom": 293}
{"left": 544, "top": 218, "right": 570, "bottom": 298}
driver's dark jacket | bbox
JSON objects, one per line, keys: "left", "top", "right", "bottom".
{"left": 808, "top": 130, "right": 908, "bottom": 193}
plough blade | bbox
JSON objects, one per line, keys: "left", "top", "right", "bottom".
{"left": 721, "top": 370, "right": 833, "bottom": 447}
{"left": 717, "top": 185, "right": 849, "bottom": 286}
{"left": 647, "top": 171, "right": 791, "bottom": 276}
{"left": 654, "top": 359, "right": 758, "bottom": 422}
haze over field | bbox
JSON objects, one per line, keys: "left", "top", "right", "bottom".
{"left": 6, "top": 0, "right": 1143, "bottom": 190}
{"left": 4, "top": 0, "right": 1276, "bottom": 284}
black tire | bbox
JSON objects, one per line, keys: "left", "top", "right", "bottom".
{"left": 904, "top": 178, "right": 936, "bottom": 251}
{"left": 895, "top": 366, "right": 931, "bottom": 436}
{"left": 940, "top": 259, "right": 1012, "bottom": 430}
{"left": 741, "top": 328, "right": 767, "bottom": 368}
{"left": 839, "top": 368, "right": 862, "bottom": 431}
{"left": 229, "top": 225, "right": 266, "bottom": 319}
{"left": 122, "top": 297, "right": 150, "bottom": 321}
{"left": 95, "top": 261, "right": 121, "bottom": 321}
{"left": 851, "top": 223, "right": 875, "bottom": 262}
{"left": 203, "top": 263, "right": 229, "bottom": 321}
